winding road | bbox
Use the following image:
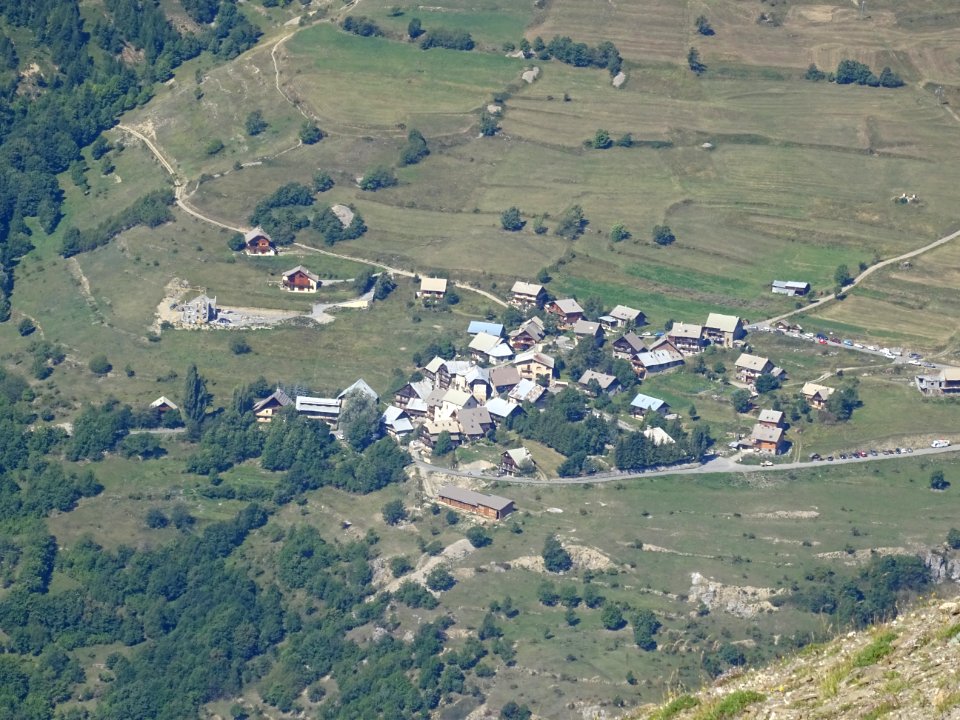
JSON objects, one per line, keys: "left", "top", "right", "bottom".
{"left": 416, "top": 443, "right": 960, "bottom": 486}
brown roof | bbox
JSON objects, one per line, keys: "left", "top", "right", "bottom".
{"left": 751, "top": 424, "right": 784, "bottom": 443}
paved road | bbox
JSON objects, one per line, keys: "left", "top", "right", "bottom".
{"left": 415, "top": 443, "right": 960, "bottom": 486}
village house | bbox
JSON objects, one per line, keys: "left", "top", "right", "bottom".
{"left": 915, "top": 367, "right": 960, "bottom": 396}
{"left": 437, "top": 388, "right": 478, "bottom": 420}
{"left": 468, "top": 332, "right": 513, "bottom": 363}
{"left": 771, "top": 280, "right": 811, "bottom": 297}
{"left": 281, "top": 266, "right": 320, "bottom": 293}
{"left": 704, "top": 312, "right": 746, "bottom": 348}
{"left": 612, "top": 331, "right": 646, "bottom": 360}
{"left": 599, "top": 305, "right": 645, "bottom": 331}
{"left": 577, "top": 370, "right": 621, "bottom": 396}
{"left": 181, "top": 294, "right": 218, "bottom": 325}
{"left": 338, "top": 378, "right": 379, "bottom": 403}
{"left": 464, "top": 366, "right": 493, "bottom": 404}
{"left": 437, "top": 485, "right": 515, "bottom": 520}
{"left": 630, "top": 393, "right": 670, "bottom": 419}
{"left": 500, "top": 447, "right": 534, "bottom": 477}
{"left": 508, "top": 378, "right": 546, "bottom": 405}
{"left": 418, "top": 277, "right": 448, "bottom": 302}
{"left": 801, "top": 382, "right": 836, "bottom": 409}
{"left": 546, "top": 298, "right": 584, "bottom": 329}
{"left": 252, "top": 389, "right": 293, "bottom": 423}
{"left": 667, "top": 323, "right": 706, "bottom": 355}
{"left": 509, "top": 281, "right": 546, "bottom": 310}
{"left": 633, "top": 347, "right": 684, "bottom": 378}
{"left": 394, "top": 379, "right": 433, "bottom": 410}
{"left": 421, "top": 419, "right": 462, "bottom": 450}
{"left": 643, "top": 426, "right": 675, "bottom": 446}
{"left": 150, "top": 396, "right": 178, "bottom": 413}
{"left": 381, "top": 405, "right": 414, "bottom": 439}
{"left": 489, "top": 365, "right": 522, "bottom": 395}
{"left": 486, "top": 397, "right": 523, "bottom": 424}
{"left": 295, "top": 396, "right": 341, "bottom": 426}
{"left": 513, "top": 351, "right": 555, "bottom": 381}
{"left": 458, "top": 406, "right": 494, "bottom": 441}
{"left": 735, "top": 353, "right": 776, "bottom": 383}
{"left": 508, "top": 317, "right": 545, "bottom": 351}
{"left": 757, "top": 409, "right": 785, "bottom": 428}
{"left": 467, "top": 320, "right": 504, "bottom": 337}
{"left": 572, "top": 319, "right": 602, "bottom": 342}
{"left": 244, "top": 227, "right": 276, "bottom": 256}
{"left": 751, "top": 423, "right": 785, "bottom": 454}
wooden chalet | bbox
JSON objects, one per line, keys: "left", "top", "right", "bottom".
{"left": 418, "top": 277, "right": 448, "bottom": 301}
{"left": 244, "top": 227, "right": 276, "bottom": 256}
{"left": 633, "top": 347, "right": 684, "bottom": 378}
{"left": 801, "top": 382, "right": 836, "bottom": 408}
{"left": 500, "top": 448, "right": 534, "bottom": 477}
{"left": 735, "top": 353, "right": 781, "bottom": 383}
{"left": 757, "top": 409, "right": 784, "bottom": 428}
{"left": 149, "top": 396, "right": 178, "bottom": 413}
{"left": 421, "top": 419, "right": 462, "bottom": 450}
{"left": 630, "top": 393, "right": 670, "bottom": 419}
{"left": 751, "top": 424, "right": 785, "bottom": 454}
{"left": 489, "top": 365, "right": 522, "bottom": 394}
{"left": 458, "top": 406, "right": 494, "bottom": 441}
{"left": 667, "top": 322, "right": 705, "bottom": 354}
{"left": 381, "top": 406, "right": 414, "bottom": 439}
{"left": 508, "top": 317, "right": 545, "bottom": 351}
{"left": 437, "top": 485, "right": 515, "bottom": 520}
{"left": 282, "top": 266, "right": 320, "bottom": 293}
{"left": 599, "top": 305, "right": 644, "bottom": 330}
{"left": 577, "top": 370, "right": 621, "bottom": 396}
{"left": 394, "top": 379, "right": 433, "bottom": 410}
{"left": 253, "top": 389, "right": 293, "bottom": 423}
{"left": 572, "top": 319, "right": 602, "bottom": 341}
{"left": 612, "top": 331, "right": 645, "bottom": 360}
{"left": 513, "top": 351, "right": 555, "bottom": 381}
{"left": 704, "top": 313, "right": 745, "bottom": 348}
{"left": 295, "top": 396, "right": 341, "bottom": 426}
{"left": 509, "top": 281, "right": 546, "bottom": 310}
{"left": 546, "top": 298, "right": 584, "bottom": 329}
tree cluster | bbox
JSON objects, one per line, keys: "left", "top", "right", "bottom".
{"left": 835, "top": 60, "right": 904, "bottom": 88}
{"left": 523, "top": 35, "right": 622, "bottom": 76}
{"left": 60, "top": 190, "right": 175, "bottom": 257}
{"left": 342, "top": 16, "right": 383, "bottom": 37}
{"left": 419, "top": 28, "right": 475, "bottom": 51}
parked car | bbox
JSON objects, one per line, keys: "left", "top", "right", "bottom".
{"left": 842, "top": 339, "right": 854, "bottom": 347}
{"left": 760, "top": 460, "right": 774, "bottom": 467}
{"left": 809, "top": 453, "right": 822, "bottom": 461}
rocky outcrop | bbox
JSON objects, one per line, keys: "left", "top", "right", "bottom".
{"left": 924, "top": 546, "right": 960, "bottom": 583}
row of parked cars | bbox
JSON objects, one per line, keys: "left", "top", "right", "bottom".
{"left": 807, "top": 440, "right": 950, "bottom": 462}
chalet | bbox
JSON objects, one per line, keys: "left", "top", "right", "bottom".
{"left": 252, "top": 389, "right": 293, "bottom": 423}
{"left": 150, "top": 396, "right": 178, "bottom": 413}
{"left": 801, "top": 382, "right": 836, "bottom": 409}
{"left": 500, "top": 447, "right": 534, "bottom": 477}
{"left": 244, "top": 227, "right": 276, "bottom": 256}
{"left": 508, "top": 317, "right": 545, "bottom": 350}
{"left": 630, "top": 393, "right": 670, "bottom": 419}
{"left": 508, "top": 378, "right": 546, "bottom": 405}
{"left": 915, "top": 367, "right": 960, "bottom": 396}
{"left": 490, "top": 366, "right": 522, "bottom": 395}
{"left": 458, "top": 406, "right": 494, "bottom": 440}
{"left": 422, "top": 419, "right": 462, "bottom": 450}
{"left": 572, "top": 319, "right": 602, "bottom": 341}
{"left": 509, "top": 281, "right": 546, "bottom": 310}
{"left": 612, "top": 332, "right": 645, "bottom": 360}
{"left": 394, "top": 379, "right": 433, "bottom": 410}
{"left": 513, "top": 351, "right": 555, "bottom": 381}
{"left": 634, "top": 348, "right": 684, "bottom": 378}
{"left": 546, "top": 298, "right": 584, "bottom": 329}
{"left": 295, "top": 395, "right": 341, "bottom": 426}
{"left": 282, "top": 266, "right": 320, "bottom": 293}
{"left": 735, "top": 353, "right": 774, "bottom": 383}
{"left": 181, "top": 294, "right": 218, "bottom": 325}
{"left": 338, "top": 378, "right": 379, "bottom": 403}
{"left": 423, "top": 356, "right": 453, "bottom": 387}
{"left": 704, "top": 313, "right": 745, "bottom": 348}
{"left": 771, "top": 280, "right": 810, "bottom": 297}
{"left": 643, "top": 426, "right": 675, "bottom": 446}
{"left": 438, "top": 388, "right": 478, "bottom": 420}
{"left": 464, "top": 366, "right": 493, "bottom": 404}
{"left": 578, "top": 370, "right": 621, "bottom": 396}
{"left": 667, "top": 323, "right": 705, "bottom": 355}
{"left": 486, "top": 397, "right": 523, "bottom": 424}
{"left": 751, "top": 424, "right": 785, "bottom": 454}
{"left": 467, "top": 320, "right": 504, "bottom": 337}
{"left": 757, "top": 409, "right": 785, "bottom": 428}
{"left": 600, "top": 305, "right": 645, "bottom": 330}
{"left": 424, "top": 387, "right": 447, "bottom": 414}
{"left": 437, "top": 485, "right": 515, "bottom": 520}
{"left": 468, "top": 332, "right": 513, "bottom": 363}
{"left": 381, "top": 406, "right": 414, "bottom": 439}
{"left": 418, "top": 277, "right": 448, "bottom": 301}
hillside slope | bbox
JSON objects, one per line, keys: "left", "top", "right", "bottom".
{"left": 629, "top": 595, "right": 960, "bottom": 720}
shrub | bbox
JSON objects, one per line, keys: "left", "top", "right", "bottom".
{"left": 312, "top": 171, "right": 334, "bottom": 192}
{"left": 947, "top": 528, "right": 960, "bottom": 549}
{"left": 601, "top": 603, "right": 625, "bottom": 630}
{"left": 420, "top": 27, "right": 474, "bottom": 51}
{"left": 500, "top": 207, "right": 524, "bottom": 231}
{"left": 592, "top": 129, "right": 612, "bottom": 149}
{"left": 652, "top": 224, "right": 676, "bottom": 245}
{"left": 466, "top": 525, "right": 491, "bottom": 548}
{"left": 542, "top": 534, "right": 572, "bottom": 573}
{"left": 687, "top": 47, "right": 706, "bottom": 74}
{"left": 425, "top": 566, "right": 456, "bottom": 591}
{"left": 609, "top": 223, "right": 630, "bottom": 242}
{"left": 695, "top": 15, "right": 714, "bottom": 35}
{"left": 400, "top": 129, "right": 429, "bottom": 166}
{"left": 229, "top": 337, "right": 251, "bottom": 355}
{"left": 408, "top": 18, "right": 424, "bottom": 39}
{"left": 228, "top": 233, "right": 245, "bottom": 251}
{"left": 205, "top": 138, "right": 225, "bottom": 155}
{"left": 931, "top": 470, "right": 950, "bottom": 491}
{"left": 342, "top": 16, "right": 382, "bottom": 37}
{"left": 554, "top": 205, "right": 586, "bottom": 240}
{"left": 145, "top": 507, "right": 168, "bottom": 529}
{"left": 805, "top": 63, "right": 826, "bottom": 81}
{"left": 382, "top": 499, "right": 407, "bottom": 525}
{"left": 244, "top": 110, "right": 268, "bottom": 136}
{"left": 390, "top": 555, "right": 413, "bottom": 577}
{"left": 359, "top": 166, "right": 398, "bottom": 191}
{"left": 17, "top": 318, "right": 35, "bottom": 336}
{"left": 299, "top": 122, "right": 324, "bottom": 144}
{"left": 89, "top": 355, "right": 112, "bottom": 375}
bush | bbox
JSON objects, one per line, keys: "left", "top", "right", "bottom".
{"left": 389, "top": 555, "right": 413, "bottom": 577}
{"left": 299, "top": 122, "right": 324, "bottom": 144}
{"left": 609, "top": 223, "right": 630, "bottom": 242}
{"left": 542, "top": 534, "right": 573, "bottom": 573}
{"left": 695, "top": 15, "right": 714, "bottom": 36}
{"left": 948, "top": 528, "right": 960, "bottom": 550}
{"left": 89, "top": 355, "right": 112, "bottom": 375}
{"left": 145, "top": 507, "right": 168, "bottom": 529}
{"left": 479, "top": 112, "right": 499, "bottom": 136}
{"left": 555, "top": 205, "right": 586, "bottom": 240}
{"left": 312, "top": 171, "right": 334, "bottom": 192}
{"left": 17, "top": 318, "right": 36, "bottom": 336}
{"left": 407, "top": 17, "right": 424, "bottom": 39}
{"left": 466, "top": 525, "right": 492, "bottom": 548}
{"left": 205, "top": 138, "right": 225, "bottom": 156}
{"left": 400, "top": 129, "right": 429, "bottom": 166}
{"left": 601, "top": 603, "right": 625, "bottom": 630}
{"left": 229, "top": 337, "right": 251, "bottom": 355}
{"left": 425, "top": 566, "right": 456, "bottom": 591}
{"left": 930, "top": 470, "right": 950, "bottom": 491}
{"left": 359, "top": 166, "right": 398, "bottom": 191}
{"left": 382, "top": 499, "right": 407, "bottom": 525}
{"left": 342, "top": 16, "right": 382, "bottom": 37}
{"left": 244, "top": 110, "right": 268, "bottom": 136}
{"left": 688, "top": 46, "right": 706, "bottom": 75}
{"left": 652, "top": 224, "right": 676, "bottom": 245}
{"left": 228, "top": 233, "right": 245, "bottom": 251}
{"left": 805, "top": 63, "right": 826, "bottom": 81}
{"left": 592, "top": 128, "right": 612, "bottom": 149}
{"left": 500, "top": 207, "right": 524, "bottom": 231}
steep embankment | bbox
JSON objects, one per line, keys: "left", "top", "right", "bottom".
{"left": 628, "top": 595, "right": 960, "bottom": 720}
